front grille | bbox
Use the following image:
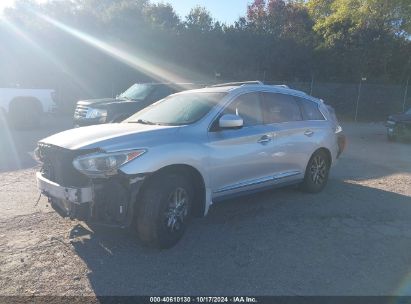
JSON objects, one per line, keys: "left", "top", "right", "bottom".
{"left": 74, "top": 105, "right": 89, "bottom": 118}
{"left": 38, "top": 144, "right": 92, "bottom": 187}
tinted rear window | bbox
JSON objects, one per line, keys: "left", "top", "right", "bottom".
{"left": 262, "top": 93, "right": 302, "bottom": 124}
{"left": 297, "top": 97, "right": 325, "bottom": 121}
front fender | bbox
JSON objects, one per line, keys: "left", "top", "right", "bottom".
{"left": 118, "top": 143, "right": 213, "bottom": 215}
{"left": 119, "top": 143, "right": 209, "bottom": 182}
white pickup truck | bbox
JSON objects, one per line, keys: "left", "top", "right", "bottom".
{"left": 0, "top": 88, "right": 56, "bottom": 128}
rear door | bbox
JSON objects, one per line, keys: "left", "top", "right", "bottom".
{"left": 261, "top": 92, "right": 309, "bottom": 177}
{"left": 295, "top": 95, "right": 330, "bottom": 161}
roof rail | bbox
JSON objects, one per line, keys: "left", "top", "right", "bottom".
{"left": 209, "top": 81, "right": 264, "bottom": 88}
{"left": 274, "top": 84, "right": 290, "bottom": 89}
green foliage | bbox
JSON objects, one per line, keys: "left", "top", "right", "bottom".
{"left": 0, "top": 0, "right": 410, "bottom": 100}
{"left": 185, "top": 6, "right": 214, "bottom": 32}
{"left": 306, "top": 0, "right": 411, "bottom": 81}
{"left": 308, "top": 0, "right": 411, "bottom": 46}
{"left": 145, "top": 2, "right": 181, "bottom": 31}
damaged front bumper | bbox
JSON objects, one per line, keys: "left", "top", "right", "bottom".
{"left": 36, "top": 171, "right": 146, "bottom": 227}
{"left": 36, "top": 172, "right": 93, "bottom": 204}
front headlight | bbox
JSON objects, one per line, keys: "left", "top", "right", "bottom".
{"left": 86, "top": 108, "right": 107, "bottom": 119}
{"left": 73, "top": 149, "right": 146, "bottom": 177}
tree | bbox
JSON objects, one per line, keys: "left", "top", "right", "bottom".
{"left": 145, "top": 2, "right": 181, "bottom": 31}
{"left": 307, "top": 0, "right": 411, "bottom": 46}
{"left": 247, "top": 0, "right": 267, "bottom": 31}
{"left": 246, "top": 0, "right": 315, "bottom": 42}
{"left": 307, "top": 0, "right": 411, "bottom": 81}
{"left": 185, "top": 6, "right": 214, "bottom": 32}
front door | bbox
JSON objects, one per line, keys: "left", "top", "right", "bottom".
{"left": 208, "top": 92, "right": 277, "bottom": 198}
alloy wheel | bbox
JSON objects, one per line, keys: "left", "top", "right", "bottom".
{"left": 310, "top": 155, "right": 327, "bottom": 185}
{"left": 164, "top": 187, "right": 189, "bottom": 232}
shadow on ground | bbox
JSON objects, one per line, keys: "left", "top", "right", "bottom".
{"left": 70, "top": 178, "right": 411, "bottom": 296}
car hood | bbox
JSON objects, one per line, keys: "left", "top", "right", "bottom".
{"left": 388, "top": 113, "right": 411, "bottom": 122}
{"left": 77, "top": 98, "right": 143, "bottom": 107}
{"left": 39, "top": 123, "right": 180, "bottom": 151}
{"left": 77, "top": 98, "right": 117, "bottom": 106}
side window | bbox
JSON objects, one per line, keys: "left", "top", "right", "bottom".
{"left": 224, "top": 93, "right": 263, "bottom": 127}
{"left": 262, "top": 93, "right": 302, "bottom": 124}
{"left": 297, "top": 97, "right": 325, "bottom": 121}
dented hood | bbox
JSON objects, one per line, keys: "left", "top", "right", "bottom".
{"left": 39, "top": 123, "right": 179, "bottom": 151}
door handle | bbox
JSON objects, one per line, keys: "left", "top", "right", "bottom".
{"left": 304, "top": 130, "right": 314, "bottom": 137}
{"left": 257, "top": 134, "right": 272, "bottom": 144}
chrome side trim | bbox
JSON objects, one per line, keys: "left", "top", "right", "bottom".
{"left": 214, "top": 170, "right": 301, "bottom": 194}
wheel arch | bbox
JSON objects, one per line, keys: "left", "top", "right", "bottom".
{"left": 136, "top": 164, "right": 207, "bottom": 218}
{"left": 313, "top": 147, "right": 332, "bottom": 166}
{"left": 9, "top": 96, "right": 43, "bottom": 113}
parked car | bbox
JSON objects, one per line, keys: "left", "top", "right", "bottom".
{"left": 35, "top": 82, "right": 345, "bottom": 249}
{"left": 0, "top": 87, "right": 56, "bottom": 128}
{"left": 73, "top": 83, "right": 200, "bottom": 127}
{"left": 386, "top": 108, "right": 411, "bottom": 141}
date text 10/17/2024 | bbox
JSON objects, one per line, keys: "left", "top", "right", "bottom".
{"left": 149, "top": 297, "right": 258, "bottom": 303}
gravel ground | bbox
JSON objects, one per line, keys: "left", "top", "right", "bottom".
{"left": 0, "top": 120, "right": 410, "bottom": 296}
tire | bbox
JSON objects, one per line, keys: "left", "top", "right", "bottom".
{"left": 387, "top": 132, "right": 396, "bottom": 142}
{"left": 136, "top": 173, "right": 194, "bottom": 249}
{"left": 9, "top": 98, "right": 41, "bottom": 130}
{"left": 301, "top": 150, "right": 330, "bottom": 193}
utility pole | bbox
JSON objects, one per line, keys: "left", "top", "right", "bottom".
{"left": 309, "top": 74, "right": 314, "bottom": 95}
{"left": 403, "top": 76, "right": 409, "bottom": 112}
{"left": 354, "top": 77, "right": 366, "bottom": 122}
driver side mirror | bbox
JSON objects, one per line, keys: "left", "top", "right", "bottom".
{"left": 219, "top": 114, "right": 243, "bottom": 129}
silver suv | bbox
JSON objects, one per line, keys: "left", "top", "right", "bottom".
{"left": 36, "top": 82, "right": 345, "bottom": 248}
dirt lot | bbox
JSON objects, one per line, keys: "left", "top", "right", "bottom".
{"left": 0, "top": 119, "right": 410, "bottom": 296}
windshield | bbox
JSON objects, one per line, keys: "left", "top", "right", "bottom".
{"left": 119, "top": 84, "right": 154, "bottom": 100}
{"left": 125, "top": 92, "right": 226, "bottom": 125}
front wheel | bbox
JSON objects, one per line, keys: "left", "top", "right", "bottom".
{"left": 136, "top": 173, "right": 193, "bottom": 249}
{"left": 387, "top": 131, "right": 396, "bottom": 142}
{"left": 301, "top": 150, "right": 330, "bottom": 193}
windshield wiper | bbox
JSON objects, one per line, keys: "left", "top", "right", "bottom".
{"left": 131, "top": 119, "right": 156, "bottom": 125}
{"left": 119, "top": 96, "right": 142, "bottom": 101}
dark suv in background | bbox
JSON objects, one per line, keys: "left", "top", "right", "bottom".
{"left": 386, "top": 108, "right": 411, "bottom": 141}
{"left": 73, "top": 83, "right": 200, "bottom": 127}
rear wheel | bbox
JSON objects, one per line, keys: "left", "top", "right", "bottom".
{"left": 136, "top": 173, "right": 193, "bottom": 249}
{"left": 301, "top": 150, "right": 330, "bottom": 193}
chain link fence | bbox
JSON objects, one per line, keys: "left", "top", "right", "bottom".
{"left": 274, "top": 81, "right": 410, "bottom": 122}
{"left": 52, "top": 78, "right": 410, "bottom": 122}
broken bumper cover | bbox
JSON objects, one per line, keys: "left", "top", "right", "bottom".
{"left": 36, "top": 172, "right": 92, "bottom": 204}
